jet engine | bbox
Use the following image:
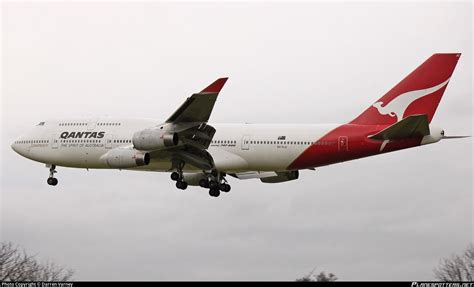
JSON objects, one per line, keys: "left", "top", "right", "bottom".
{"left": 133, "top": 128, "right": 179, "bottom": 151}
{"left": 102, "top": 148, "right": 150, "bottom": 168}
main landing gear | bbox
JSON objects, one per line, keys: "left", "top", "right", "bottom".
{"left": 47, "top": 164, "right": 58, "bottom": 186}
{"left": 199, "top": 170, "right": 231, "bottom": 198}
{"left": 169, "top": 166, "right": 231, "bottom": 197}
{"left": 170, "top": 162, "right": 188, "bottom": 190}
{"left": 171, "top": 171, "right": 188, "bottom": 190}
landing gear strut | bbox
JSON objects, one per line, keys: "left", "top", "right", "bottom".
{"left": 47, "top": 165, "right": 58, "bottom": 186}
{"left": 206, "top": 171, "right": 231, "bottom": 197}
{"left": 171, "top": 162, "right": 187, "bottom": 190}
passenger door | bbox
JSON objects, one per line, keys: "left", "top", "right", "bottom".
{"left": 338, "top": 136, "right": 348, "bottom": 152}
{"left": 51, "top": 134, "right": 59, "bottom": 149}
{"left": 241, "top": 135, "right": 250, "bottom": 150}
{"left": 105, "top": 134, "right": 113, "bottom": 149}
{"left": 87, "top": 119, "right": 97, "bottom": 131}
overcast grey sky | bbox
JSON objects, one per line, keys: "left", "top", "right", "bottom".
{"left": 1, "top": 1, "right": 472, "bottom": 281}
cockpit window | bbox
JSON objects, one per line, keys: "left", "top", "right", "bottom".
{"left": 36, "top": 122, "right": 45, "bottom": 126}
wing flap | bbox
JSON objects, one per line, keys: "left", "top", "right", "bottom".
{"left": 231, "top": 171, "right": 278, "bottom": 180}
{"left": 229, "top": 171, "right": 300, "bottom": 183}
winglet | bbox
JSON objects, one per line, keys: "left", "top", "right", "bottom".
{"left": 200, "top": 78, "right": 228, "bottom": 93}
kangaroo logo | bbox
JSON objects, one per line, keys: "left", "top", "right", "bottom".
{"left": 372, "top": 78, "right": 450, "bottom": 122}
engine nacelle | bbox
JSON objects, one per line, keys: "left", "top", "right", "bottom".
{"left": 102, "top": 148, "right": 150, "bottom": 168}
{"left": 133, "top": 128, "right": 179, "bottom": 151}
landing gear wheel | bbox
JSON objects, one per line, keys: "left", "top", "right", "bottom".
{"left": 171, "top": 172, "right": 180, "bottom": 181}
{"left": 219, "top": 183, "right": 231, "bottom": 192}
{"left": 209, "top": 188, "right": 220, "bottom": 197}
{"left": 47, "top": 177, "right": 58, "bottom": 186}
{"left": 199, "top": 179, "right": 209, "bottom": 188}
{"left": 47, "top": 165, "right": 58, "bottom": 186}
{"left": 209, "top": 180, "right": 219, "bottom": 189}
{"left": 176, "top": 181, "right": 188, "bottom": 190}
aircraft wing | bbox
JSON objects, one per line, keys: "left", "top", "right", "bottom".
{"left": 166, "top": 78, "right": 228, "bottom": 123}
{"left": 149, "top": 78, "right": 228, "bottom": 171}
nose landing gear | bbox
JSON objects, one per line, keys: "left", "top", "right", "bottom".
{"left": 47, "top": 165, "right": 58, "bottom": 186}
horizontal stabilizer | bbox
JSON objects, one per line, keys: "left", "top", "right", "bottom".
{"left": 442, "top": 135, "right": 471, "bottom": 139}
{"left": 369, "top": 114, "right": 430, "bottom": 141}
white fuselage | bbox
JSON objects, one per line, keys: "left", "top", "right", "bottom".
{"left": 11, "top": 117, "right": 337, "bottom": 173}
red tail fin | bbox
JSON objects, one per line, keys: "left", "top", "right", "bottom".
{"left": 351, "top": 53, "right": 461, "bottom": 125}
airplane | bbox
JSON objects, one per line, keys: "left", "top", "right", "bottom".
{"left": 11, "top": 53, "right": 468, "bottom": 197}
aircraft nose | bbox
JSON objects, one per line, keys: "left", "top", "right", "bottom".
{"left": 11, "top": 141, "right": 19, "bottom": 153}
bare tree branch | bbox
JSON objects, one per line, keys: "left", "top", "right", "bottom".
{"left": 434, "top": 243, "right": 473, "bottom": 282}
{"left": 0, "top": 241, "right": 74, "bottom": 281}
{"left": 296, "top": 267, "right": 338, "bottom": 282}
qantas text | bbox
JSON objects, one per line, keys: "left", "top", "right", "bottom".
{"left": 60, "top": 131, "right": 105, "bottom": 139}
